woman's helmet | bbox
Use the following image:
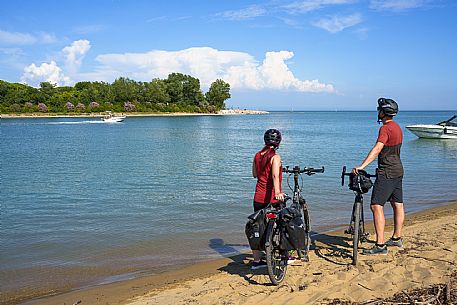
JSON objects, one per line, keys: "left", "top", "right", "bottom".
{"left": 264, "top": 129, "right": 282, "bottom": 147}
{"left": 377, "top": 98, "right": 398, "bottom": 116}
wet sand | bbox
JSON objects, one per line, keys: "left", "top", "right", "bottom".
{"left": 10, "top": 200, "right": 456, "bottom": 305}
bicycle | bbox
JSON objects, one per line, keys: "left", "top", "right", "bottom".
{"left": 263, "top": 165, "right": 324, "bottom": 286}
{"left": 263, "top": 201, "right": 288, "bottom": 285}
{"left": 341, "top": 166, "right": 376, "bottom": 265}
{"left": 282, "top": 165, "right": 324, "bottom": 262}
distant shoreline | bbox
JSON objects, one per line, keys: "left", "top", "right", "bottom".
{"left": 0, "top": 109, "right": 269, "bottom": 119}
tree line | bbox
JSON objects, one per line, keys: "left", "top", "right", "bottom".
{"left": 0, "top": 73, "right": 231, "bottom": 114}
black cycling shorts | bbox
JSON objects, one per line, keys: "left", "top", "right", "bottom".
{"left": 253, "top": 201, "right": 267, "bottom": 212}
{"left": 371, "top": 174, "right": 403, "bottom": 206}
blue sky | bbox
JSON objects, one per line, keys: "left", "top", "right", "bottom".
{"left": 1, "top": 0, "right": 456, "bottom": 110}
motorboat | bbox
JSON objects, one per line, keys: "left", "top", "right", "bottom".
{"left": 406, "top": 115, "right": 457, "bottom": 139}
{"left": 101, "top": 112, "right": 126, "bottom": 123}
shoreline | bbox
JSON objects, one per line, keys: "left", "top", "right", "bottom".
{"left": 0, "top": 109, "right": 269, "bottom": 119}
{"left": 13, "top": 200, "right": 457, "bottom": 305}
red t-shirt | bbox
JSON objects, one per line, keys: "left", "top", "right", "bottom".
{"left": 253, "top": 150, "right": 282, "bottom": 204}
{"left": 376, "top": 121, "right": 403, "bottom": 178}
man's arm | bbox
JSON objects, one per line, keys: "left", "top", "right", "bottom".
{"left": 353, "top": 141, "right": 384, "bottom": 173}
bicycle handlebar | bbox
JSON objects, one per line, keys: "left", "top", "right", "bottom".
{"left": 282, "top": 165, "right": 325, "bottom": 175}
{"left": 341, "top": 166, "right": 377, "bottom": 186}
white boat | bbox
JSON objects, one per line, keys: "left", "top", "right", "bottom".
{"left": 406, "top": 115, "right": 457, "bottom": 139}
{"left": 101, "top": 112, "right": 126, "bottom": 123}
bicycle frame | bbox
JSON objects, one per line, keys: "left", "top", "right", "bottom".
{"left": 282, "top": 165, "right": 324, "bottom": 261}
{"left": 341, "top": 166, "right": 376, "bottom": 265}
{"left": 283, "top": 165, "right": 324, "bottom": 206}
{"left": 346, "top": 192, "right": 368, "bottom": 242}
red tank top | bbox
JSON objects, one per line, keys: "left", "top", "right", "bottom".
{"left": 253, "top": 149, "right": 282, "bottom": 204}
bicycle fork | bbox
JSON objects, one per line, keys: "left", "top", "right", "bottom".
{"left": 344, "top": 194, "right": 369, "bottom": 242}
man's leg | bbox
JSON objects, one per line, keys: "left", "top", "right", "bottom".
{"left": 371, "top": 204, "right": 385, "bottom": 244}
{"left": 253, "top": 250, "right": 261, "bottom": 262}
{"left": 390, "top": 201, "right": 404, "bottom": 238}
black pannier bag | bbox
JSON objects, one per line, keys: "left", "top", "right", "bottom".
{"left": 278, "top": 205, "right": 306, "bottom": 251}
{"left": 245, "top": 209, "right": 267, "bottom": 250}
{"left": 349, "top": 170, "right": 373, "bottom": 194}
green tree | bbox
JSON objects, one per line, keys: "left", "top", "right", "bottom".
{"left": 205, "top": 79, "right": 230, "bottom": 111}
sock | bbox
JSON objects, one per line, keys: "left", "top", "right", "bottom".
{"left": 375, "top": 243, "right": 386, "bottom": 248}
{"left": 391, "top": 236, "right": 401, "bottom": 241}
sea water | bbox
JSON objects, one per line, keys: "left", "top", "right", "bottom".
{"left": 1, "top": 111, "right": 456, "bottom": 301}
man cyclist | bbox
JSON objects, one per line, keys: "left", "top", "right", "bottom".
{"left": 353, "top": 98, "right": 405, "bottom": 255}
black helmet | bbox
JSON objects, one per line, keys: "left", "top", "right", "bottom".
{"left": 377, "top": 98, "right": 398, "bottom": 116}
{"left": 264, "top": 129, "right": 281, "bottom": 147}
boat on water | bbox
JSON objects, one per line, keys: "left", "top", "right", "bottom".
{"left": 101, "top": 112, "right": 126, "bottom": 123}
{"left": 406, "top": 115, "right": 457, "bottom": 139}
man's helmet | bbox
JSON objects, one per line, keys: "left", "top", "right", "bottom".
{"left": 264, "top": 129, "right": 281, "bottom": 147}
{"left": 377, "top": 98, "right": 398, "bottom": 116}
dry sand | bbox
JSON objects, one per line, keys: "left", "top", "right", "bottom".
{"left": 15, "top": 201, "right": 457, "bottom": 305}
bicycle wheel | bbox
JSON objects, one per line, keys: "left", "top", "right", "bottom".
{"left": 299, "top": 198, "right": 311, "bottom": 261}
{"left": 352, "top": 200, "right": 362, "bottom": 265}
{"left": 265, "top": 221, "right": 288, "bottom": 285}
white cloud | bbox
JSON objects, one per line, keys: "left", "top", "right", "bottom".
{"left": 21, "top": 61, "right": 71, "bottom": 87}
{"left": 218, "top": 5, "right": 267, "bottom": 20}
{"left": 257, "top": 51, "right": 334, "bottom": 92}
{"left": 0, "top": 30, "right": 57, "bottom": 45}
{"left": 312, "top": 14, "right": 362, "bottom": 33}
{"left": 89, "top": 47, "right": 334, "bottom": 93}
{"left": 0, "top": 47, "right": 24, "bottom": 57}
{"left": 0, "top": 30, "right": 35, "bottom": 45}
{"left": 62, "top": 39, "right": 91, "bottom": 73}
{"left": 369, "top": 0, "right": 430, "bottom": 11}
{"left": 283, "top": 0, "right": 355, "bottom": 14}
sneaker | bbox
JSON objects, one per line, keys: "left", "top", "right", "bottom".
{"left": 287, "top": 255, "right": 297, "bottom": 264}
{"left": 385, "top": 237, "right": 404, "bottom": 248}
{"left": 251, "top": 260, "right": 267, "bottom": 270}
{"left": 362, "top": 244, "right": 388, "bottom": 255}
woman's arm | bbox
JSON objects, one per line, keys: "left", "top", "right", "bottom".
{"left": 271, "top": 154, "right": 284, "bottom": 201}
{"left": 252, "top": 156, "right": 257, "bottom": 178}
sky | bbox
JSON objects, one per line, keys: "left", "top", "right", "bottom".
{"left": 1, "top": 0, "right": 456, "bottom": 110}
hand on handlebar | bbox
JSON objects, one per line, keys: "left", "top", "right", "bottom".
{"left": 352, "top": 166, "right": 364, "bottom": 174}
{"left": 275, "top": 192, "right": 286, "bottom": 202}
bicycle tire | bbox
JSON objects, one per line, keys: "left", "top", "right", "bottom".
{"left": 300, "top": 202, "right": 311, "bottom": 261}
{"left": 352, "top": 200, "right": 362, "bottom": 265}
{"left": 302, "top": 204, "right": 311, "bottom": 262}
{"left": 265, "top": 221, "right": 287, "bottom": 285}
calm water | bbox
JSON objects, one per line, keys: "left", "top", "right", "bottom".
{"left": 1, "top": 111, "right": 456, "bottom": 301}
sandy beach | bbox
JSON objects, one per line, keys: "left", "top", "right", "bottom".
{"left": 0, "top": 109, "right": 269, "bottom": 119}
{"left": 14, "top": 201, "right": 456, "bottom": 305}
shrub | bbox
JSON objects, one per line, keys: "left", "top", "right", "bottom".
{"left": 38, "top": 103, "right": 48, "bottom": 113}
{"left": 89, "top": 102, "right": 100, "bottom": 109}
{"left": 9, "top": 103, "right": 21, "bottom": 112}
{"left": 76, "top": 103, "right": 86, "bottom": 112}
{"left": 23, "top": 102, "right": 34, "bottom": 113}
{"left": 123, "top": 101, "right": 136, "bottom": 112}
{"left": 65, "top": 102, "right": 75, "bottom": 112}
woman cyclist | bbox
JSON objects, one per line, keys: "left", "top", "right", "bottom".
{"left": 251, "top": 129, "right": 286, "bottom": 270}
